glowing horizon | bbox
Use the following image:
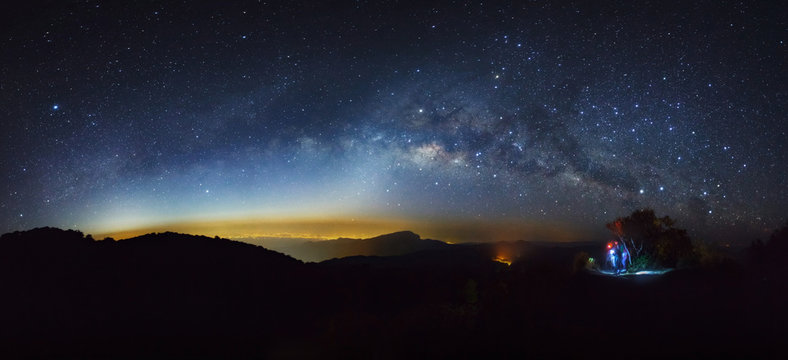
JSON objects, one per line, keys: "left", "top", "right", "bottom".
{"left": 91, "top": 215, "right": 594, "bottom": 244}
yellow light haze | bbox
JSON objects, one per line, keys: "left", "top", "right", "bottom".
{"left": 94, "top": 215, "right": 587, "bottom": 244}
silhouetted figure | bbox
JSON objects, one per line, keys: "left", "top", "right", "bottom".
{"left": 618, "top": 240, "right": 631, "bottom": 273}
{"left": 607, "top": 244, "right": 619, "bottom": 272}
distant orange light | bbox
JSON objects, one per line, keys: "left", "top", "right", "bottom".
{"left": 493, "top": 254, "right": 512, "bottom": 266}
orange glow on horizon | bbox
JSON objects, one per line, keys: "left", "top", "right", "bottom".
{"left": 93, "top": 215, "right": 587, "bottom": 244}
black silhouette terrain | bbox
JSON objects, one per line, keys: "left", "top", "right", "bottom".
{"left": 0, "top": 227, "right": 785, "bottom": 359}
{"left": 274, "top": 230, "right": 450, "bottom": 262}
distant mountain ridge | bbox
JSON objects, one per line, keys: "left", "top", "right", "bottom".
{"left": 287, "top": 230, "right": 451, "bottom": 262}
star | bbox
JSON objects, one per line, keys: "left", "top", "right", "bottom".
{"left": 0, "top": 0, "right": 782, "bottom": 245}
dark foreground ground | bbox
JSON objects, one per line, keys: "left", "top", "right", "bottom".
{"left": 0, "top": 228, "right": 785, "bottom": 359}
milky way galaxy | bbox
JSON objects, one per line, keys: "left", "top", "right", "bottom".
{"left": 1, "top": 1, "right": 785, "bottom": 243}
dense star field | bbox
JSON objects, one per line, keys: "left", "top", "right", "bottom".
{"left": 1, "top": 1, "right": 785, "bottom": 243}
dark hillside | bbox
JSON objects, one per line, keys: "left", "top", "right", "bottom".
{"left": 0, "top": 228, "right": 784, "bottom": 359}
{"left": 0, "top": 228, "right": 311, "bottom": 358}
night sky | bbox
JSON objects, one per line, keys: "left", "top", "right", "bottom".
{"left": 1, "top": 1, "right": 785, "bottom": 244}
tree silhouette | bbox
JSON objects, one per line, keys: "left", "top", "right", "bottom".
{"left": 606, "top": 209, "right": 695, "bottom": 268}
{"left": 767, "top": 220, "right": 788, "bottom": 253}
{"left": 749, "top": 220, "right": 788, "bottom": 271}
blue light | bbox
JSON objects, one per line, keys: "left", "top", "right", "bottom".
{"left": 52, "top": 104, "right": 59, "bottom": 110}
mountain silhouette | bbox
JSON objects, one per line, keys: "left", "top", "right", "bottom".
{"left": 0, "top": 227, "right": 783, "bottom": 359}
{"left": 281, "top": 230, "right": 451, "bottom": 262}
{"left": 118, "top": 230, "right": 302, "bottom": 268}
{"left": 318, "top": 239, "right": 603, "bottom": 275}
{"left": 0, "top": 228, "right": 314, "bottom": 359}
